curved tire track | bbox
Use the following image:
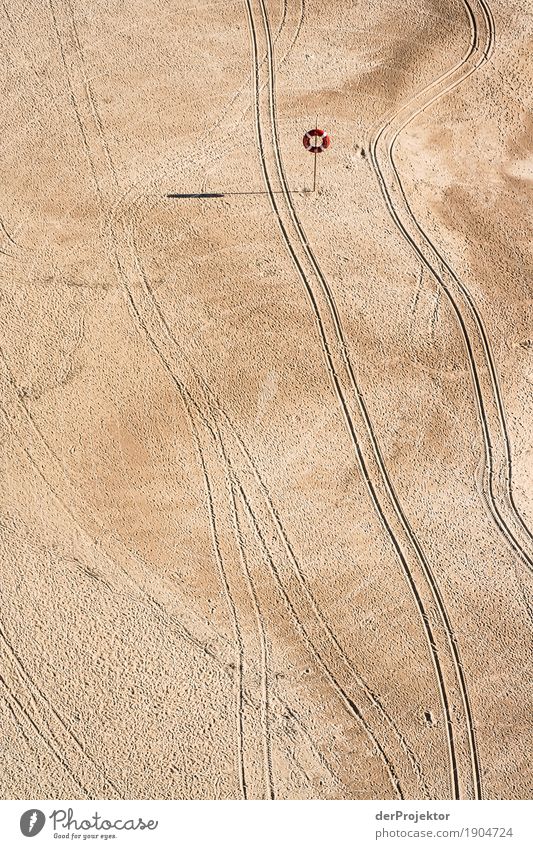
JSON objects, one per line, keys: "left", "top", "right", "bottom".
{"left": 245, "top": 0, "right": 484, "bottom": 799}
{"left": 369, "top": 0, "right": 533, "bottom": 579}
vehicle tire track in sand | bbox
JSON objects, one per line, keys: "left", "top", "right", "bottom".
{"left": 243, "top": 0, "right": 413, "bottom": 799}
{"left": 244, "top": 0, "right": 484, "bottom": 798}
{"left": 207, "top": 0, "right": 298, "bottom": 132}
{"left": 0, "top": 347, "right": 235, "bottom": 668}
{"left": 126, "top": 215, "right": 380, "bottom": 797}
{"left": 370, "top": 1, "right": 533, "bottom": 582}
{"left": 201, "top": 0, "right": 306, "bottom": 188}
{"left": 1, "top": 341, "right": 336, "bottom": 795}
{"left": 368, "top": 0, "right": 529, "bottom": 791}
{"left": 62, "top": 0, "right": 120, "bottom": 188}
{"left": 36, "top": 0, "right": 426, "bottom": 797}
{"left": 230, "top": 482, "right": 275, "bottom": 799}
{"left": 0, "top": 671, "right": 91, "bottom": 797}
{"left": 193, "top": 424, "right": 249, "bottom": 800}
{"left": 126, "top": 198, "right": 435, "bottom": 798}
{"left": 2, "top": 1, "right": 346, "bottom": 798}
{"left": 101, "top": 0, "right": 431, "bottom": 793}
{"left": 238, "top": 476, "right": 405, "bottom": 798}
{"left": 186, "top": 386, "right": 279, "bottom": 799}
{"left": 213, "top": 421, "right": 275, "bottom": 799}
{"left": 45, "top": 0, "right": 108, "bottom": 203}
{"left": 0, "top": 625, "right": 116, "bottom": 797}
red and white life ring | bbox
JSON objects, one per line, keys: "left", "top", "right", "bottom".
{"left": 303, "top": 128, "right": 331, "bottom": 153}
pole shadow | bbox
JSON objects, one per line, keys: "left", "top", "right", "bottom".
{"left": 167, "top": 192, "right": 225, "bottom": 199}
{"left": 166, "top": 189, "right": 312, "bottom": 199}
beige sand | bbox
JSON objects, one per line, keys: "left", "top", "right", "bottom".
{"left": 0, "top": 0, "right": 531, "bottom": 799}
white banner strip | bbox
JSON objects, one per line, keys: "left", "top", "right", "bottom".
{"left": 1, "top": 799, "right": 531, "bottom": 848}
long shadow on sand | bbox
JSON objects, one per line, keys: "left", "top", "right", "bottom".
{"left": 167, "top": 189, "right": 312, "bottom": 199}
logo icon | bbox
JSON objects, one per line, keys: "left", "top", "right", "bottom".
{"left": 20, "top": 810, "right": 46, "bottom": 837}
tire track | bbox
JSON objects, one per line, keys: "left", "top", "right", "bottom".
{"left": 69, "top": 43, "right": 279, "bottom": 792}
{"left": 200, "top": 0, "right": 306, "bottom": 189}
{"left": 45, "top": 0, "right": 107, "bottom": 203}
{"left": 0, "top": 348, "right": 232, "bottom": 667}
{"left": 39, "top": 0, "right": 430, "bottom": 797}
{"left": 1, "top": 342, "right": 334, "bottom": 796}
{"left": 128, "top": 215, "right": 360, "bottom": 798}
{"left": 244, "top": 0, "right": 481, "bottom": 798}
{"left": 3, "top": 638, "right": 119, "bottom": 798}
{"left": 0, "top": 671, "right": 91, "bottom": 797}
{"left": 0, "top": 626, "right": 114, "bottom": 797}
{"left": 238, "top": 476, "right": 405, "bottom": 798}
{"left": 127, "top": 196, "right": 435, "bottom": 797}
{"left": 214, "top": 418, "right": 275, "bottom": 799}
{"left": 229, "top": 478, "right": 275, "bottom": 799}
{"left": 1, "top": 685, "right": 32, "bottom": 748}
{"left": 2, "top": 0, "right": 343, "bottom": 798}
{"left": 191, "top": 417, "right": 248, "bottom": 800}
{"left": 62, "top": 0, "right": 120, "bottom": 189}
{"left": 370, "top": 0, "right": 533, "bottom": 579}
{"left": 242, "top": 0, "right": 406, "bottom": 798}
{"left": 0, "top": 0, "right": 52, "bottom": 256}
{"left": 280, "top": 704, "right": 345, "bottom": 795}
{"left": 186, "top": 383, "right": 276, "bottom": 800}
{"left": 97, "top": 0, "right": 305, "bottom": 220}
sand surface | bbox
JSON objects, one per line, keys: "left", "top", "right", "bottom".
{"left": 0, "top": 0, "right": 531, "bottom": 799}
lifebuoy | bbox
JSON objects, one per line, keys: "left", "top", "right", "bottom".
{"left": 303, "top": 128, "right": 331, "bottom": 153}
